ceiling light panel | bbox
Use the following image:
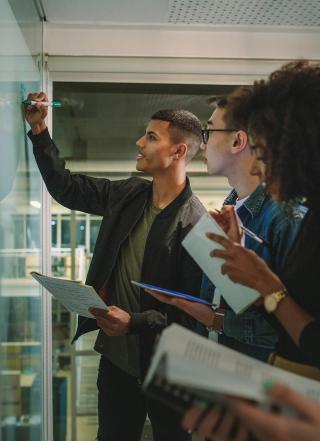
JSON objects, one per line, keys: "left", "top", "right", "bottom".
{"left": 167, "top": 0, "right": 320, "bottom": 27}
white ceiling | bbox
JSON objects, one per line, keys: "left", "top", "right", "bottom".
{"left": 42, "top": 0, "right": 320, "bottom": 28}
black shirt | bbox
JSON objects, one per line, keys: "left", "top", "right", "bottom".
{"left": 276, "top": 208, "right": 320, "bottom": 368}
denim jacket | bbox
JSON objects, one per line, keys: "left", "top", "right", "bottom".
{"left": 201, "top": 184, "right": 306, "bottom": 352}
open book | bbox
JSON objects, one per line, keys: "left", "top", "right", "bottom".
{"left": 144, "top": 324, "right": 320, "bottom": 413}
{"left": 182, "top": 212, "right": 260, "bottom": 314}
{"left": 31, "top": 272, "right": 107, "bottom": 318}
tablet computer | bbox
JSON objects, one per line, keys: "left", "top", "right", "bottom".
{"left": 131, "top": 281, "right": 212, "bottom": 306}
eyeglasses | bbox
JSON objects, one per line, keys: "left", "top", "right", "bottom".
{"left": 201, "top": 128, "right": 238, "bottom": 144}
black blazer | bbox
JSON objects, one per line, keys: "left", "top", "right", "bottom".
{"left": 29, "top": 128, "right": 206, "bottom": 375}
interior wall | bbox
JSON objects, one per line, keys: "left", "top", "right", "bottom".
{"left": 45, "top": 23, "right": 320, "bottom": 61}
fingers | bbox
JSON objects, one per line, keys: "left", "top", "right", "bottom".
{"left": 233, "top": 401, "right": 287, "bottom": 441}
{"left": 94, "top": 313, "right": 122, "bottom": 336}
{"left": 171, "top": 297, "right": 194, "bottom": 310}
{"left": 90, "top": 306, "right": 119, "bottom": 322}
{"left": 24, "top": 92, "right": 48, "bottom": 126}
{"left": 221, "top": 205, "right": 239, "bottom": 226}
{"left": 221, "top": 263, "right": 229, "bottom": 276}
{"left": 90, "top": 307, "right": 108, "bottom": 318}
{"left": 181, "top": 404, "right": 203, "bottom": 432}
{"left": 207, "top": 411, "right": 248, "bottom": 441}
{"left": 146, "top": 289, "right": 173, "bottom": 304}
{"left": 183, "top": 403, "right": 251, "bottom": 441}
{"left": 96, "top": 318, "right": 118, "bottom": 336}
{"left": 209, "top": 206, "right": 242, "bottom": 243}
{"left": 206, "top": 232, "right": 234, "bottom": 249}
{"left": 27, "top": 91, "right": 48, "bottom": 102}
{"left": 267, "top": 384, "right": 320, "bottom": 423}
{"left": 196, "top": 406, "right": 223, "bottom": 438}
{"left": 210, "top": 249, "right": 232, "bottom": 259}
{"left": 236, "top": 399, "right": 320, "bottom": 441}
{"left": 209, "top": 210, "right": 230, "bottom": 232}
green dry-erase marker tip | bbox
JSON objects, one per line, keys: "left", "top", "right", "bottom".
{"left": 22, "top": 100, "right": 62, "bottom": 107}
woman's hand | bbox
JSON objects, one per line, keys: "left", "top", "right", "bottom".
{"left": 233, "top": 384, "right": 320, "bottom": 441}
{"left": 181, "top": 384, "right": 320, "bottom": 441}
{"left": 210, "top": 205, "right": 243, "bottom": 244}
{"left": 146, "top": 289, "right": 215, "bottom": 327}
{"left": 207, "top": 233, "right": 285, "bottom": 296}
{"left": 181, "top": 402, "right": 249, "bottom": 441}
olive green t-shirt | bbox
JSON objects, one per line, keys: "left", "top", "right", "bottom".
{"left": 94, "top": 201, "right": 162, "bottom": 378}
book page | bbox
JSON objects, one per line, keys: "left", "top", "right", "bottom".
{"left": 31, "top": 272, "right": 107, "bottom": 318}
{"left": 146, "top": 324, "right": 320, "bottom": 403}
{"left": 182, "top": 213, "right": 259, "bottom": 314}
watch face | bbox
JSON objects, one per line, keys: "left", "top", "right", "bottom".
{"left": 264, "top": 295, "right": 277, "bottom": 312}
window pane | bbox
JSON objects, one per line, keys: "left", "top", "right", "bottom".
{"left": 61, "top": 216, "right": 71, "bottom": 248}
{"left": 90, "top": 220, "right": 100, "bottom": 253}
{"left": 76, "top": 219, "right": 86, "bottom": 246}
{"left": 0, "top": 2, "right": 44, "bottom": 440}
{"left": 51, "top": 216, "right": 58, "bottom": 248}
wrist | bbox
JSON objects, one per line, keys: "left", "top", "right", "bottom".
{"left": 264, "top": 288, "right": 288, "bottom": 313}
{"left": 255, "top": 274, "right": 286, "bottom": 297}
{"left": 207, "top": 308, "right": 225, "bottom": 332}
{"left": 125, "top": 314, "right": 132, "bottom": 333}
{"left": 31, "top": 121, "right": 47, "bottom": 135}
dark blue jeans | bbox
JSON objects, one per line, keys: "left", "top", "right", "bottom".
{"left": 218, "top": 333, "right": 272, "bottom": 362}
{"left": 97, "top": 356, "right": 191, "bottom": 441}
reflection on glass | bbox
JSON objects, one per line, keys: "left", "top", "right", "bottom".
{"left": 90, "top": 220, "right": 100, "bottom": 253}
{"left": 76, "top": 219, "right": 86, "bottom": 246}
{"left": 51, "top": 216, "right": 58, "bottom": 247}
{"left": 0, "top": 1, "right": 43, "bottom": 440}
{"left": 75, "top": 355, "right": 99, "bottom": 441}
{"left": 61, "top": 216, "right": 71, "bottom": 248}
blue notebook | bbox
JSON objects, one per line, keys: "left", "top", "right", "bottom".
{"left": 131, "top": 281, "right": 212, "bottom": 306}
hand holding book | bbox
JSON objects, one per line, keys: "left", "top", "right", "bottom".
{"left": 182, "top": 383, "right": 320, "bottom": 441}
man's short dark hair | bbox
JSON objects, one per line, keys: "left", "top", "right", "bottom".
{"left": 211, "top": 87, "right": 254, "bottom": 132}
{"left": 151, "top": 109, "right": 202, "bottom": 162}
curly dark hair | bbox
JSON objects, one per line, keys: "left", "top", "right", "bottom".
{"left": 248, "top": 60, "right": 320, "bottom": 209}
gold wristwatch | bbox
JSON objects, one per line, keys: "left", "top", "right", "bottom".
{"left": 264, "top": 289, "right": 287, "bottom": 313}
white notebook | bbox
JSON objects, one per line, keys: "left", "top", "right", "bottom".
{"left": 182, "top": 213, "right": 260, "bottom": 314}
{"left": 31, "top": 272, "right": 107, "bottom": 318}
{"left": 145, "top": 324, "right": 320, "bottom": 406}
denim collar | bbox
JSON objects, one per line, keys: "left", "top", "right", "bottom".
{"left": 223, "top": 184, "right": 268, "bottom": 218}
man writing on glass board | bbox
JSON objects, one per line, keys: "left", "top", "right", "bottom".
{"left": 25, "top": 92, "right": 205, "bottom": 441}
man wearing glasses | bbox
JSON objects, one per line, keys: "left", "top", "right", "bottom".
{"left": 197, "top": 90, "right": 305, "bottom": 359}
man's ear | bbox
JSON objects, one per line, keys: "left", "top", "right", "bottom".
{"left": 174, "top": 143, "right": 188, "bottom": 160}
{"left": 231, "top": 130, "right": 248, "bottom": 154}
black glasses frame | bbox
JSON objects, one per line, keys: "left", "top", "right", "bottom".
{"left": 201, "top": 128, "right": 238, "bottom": 144}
